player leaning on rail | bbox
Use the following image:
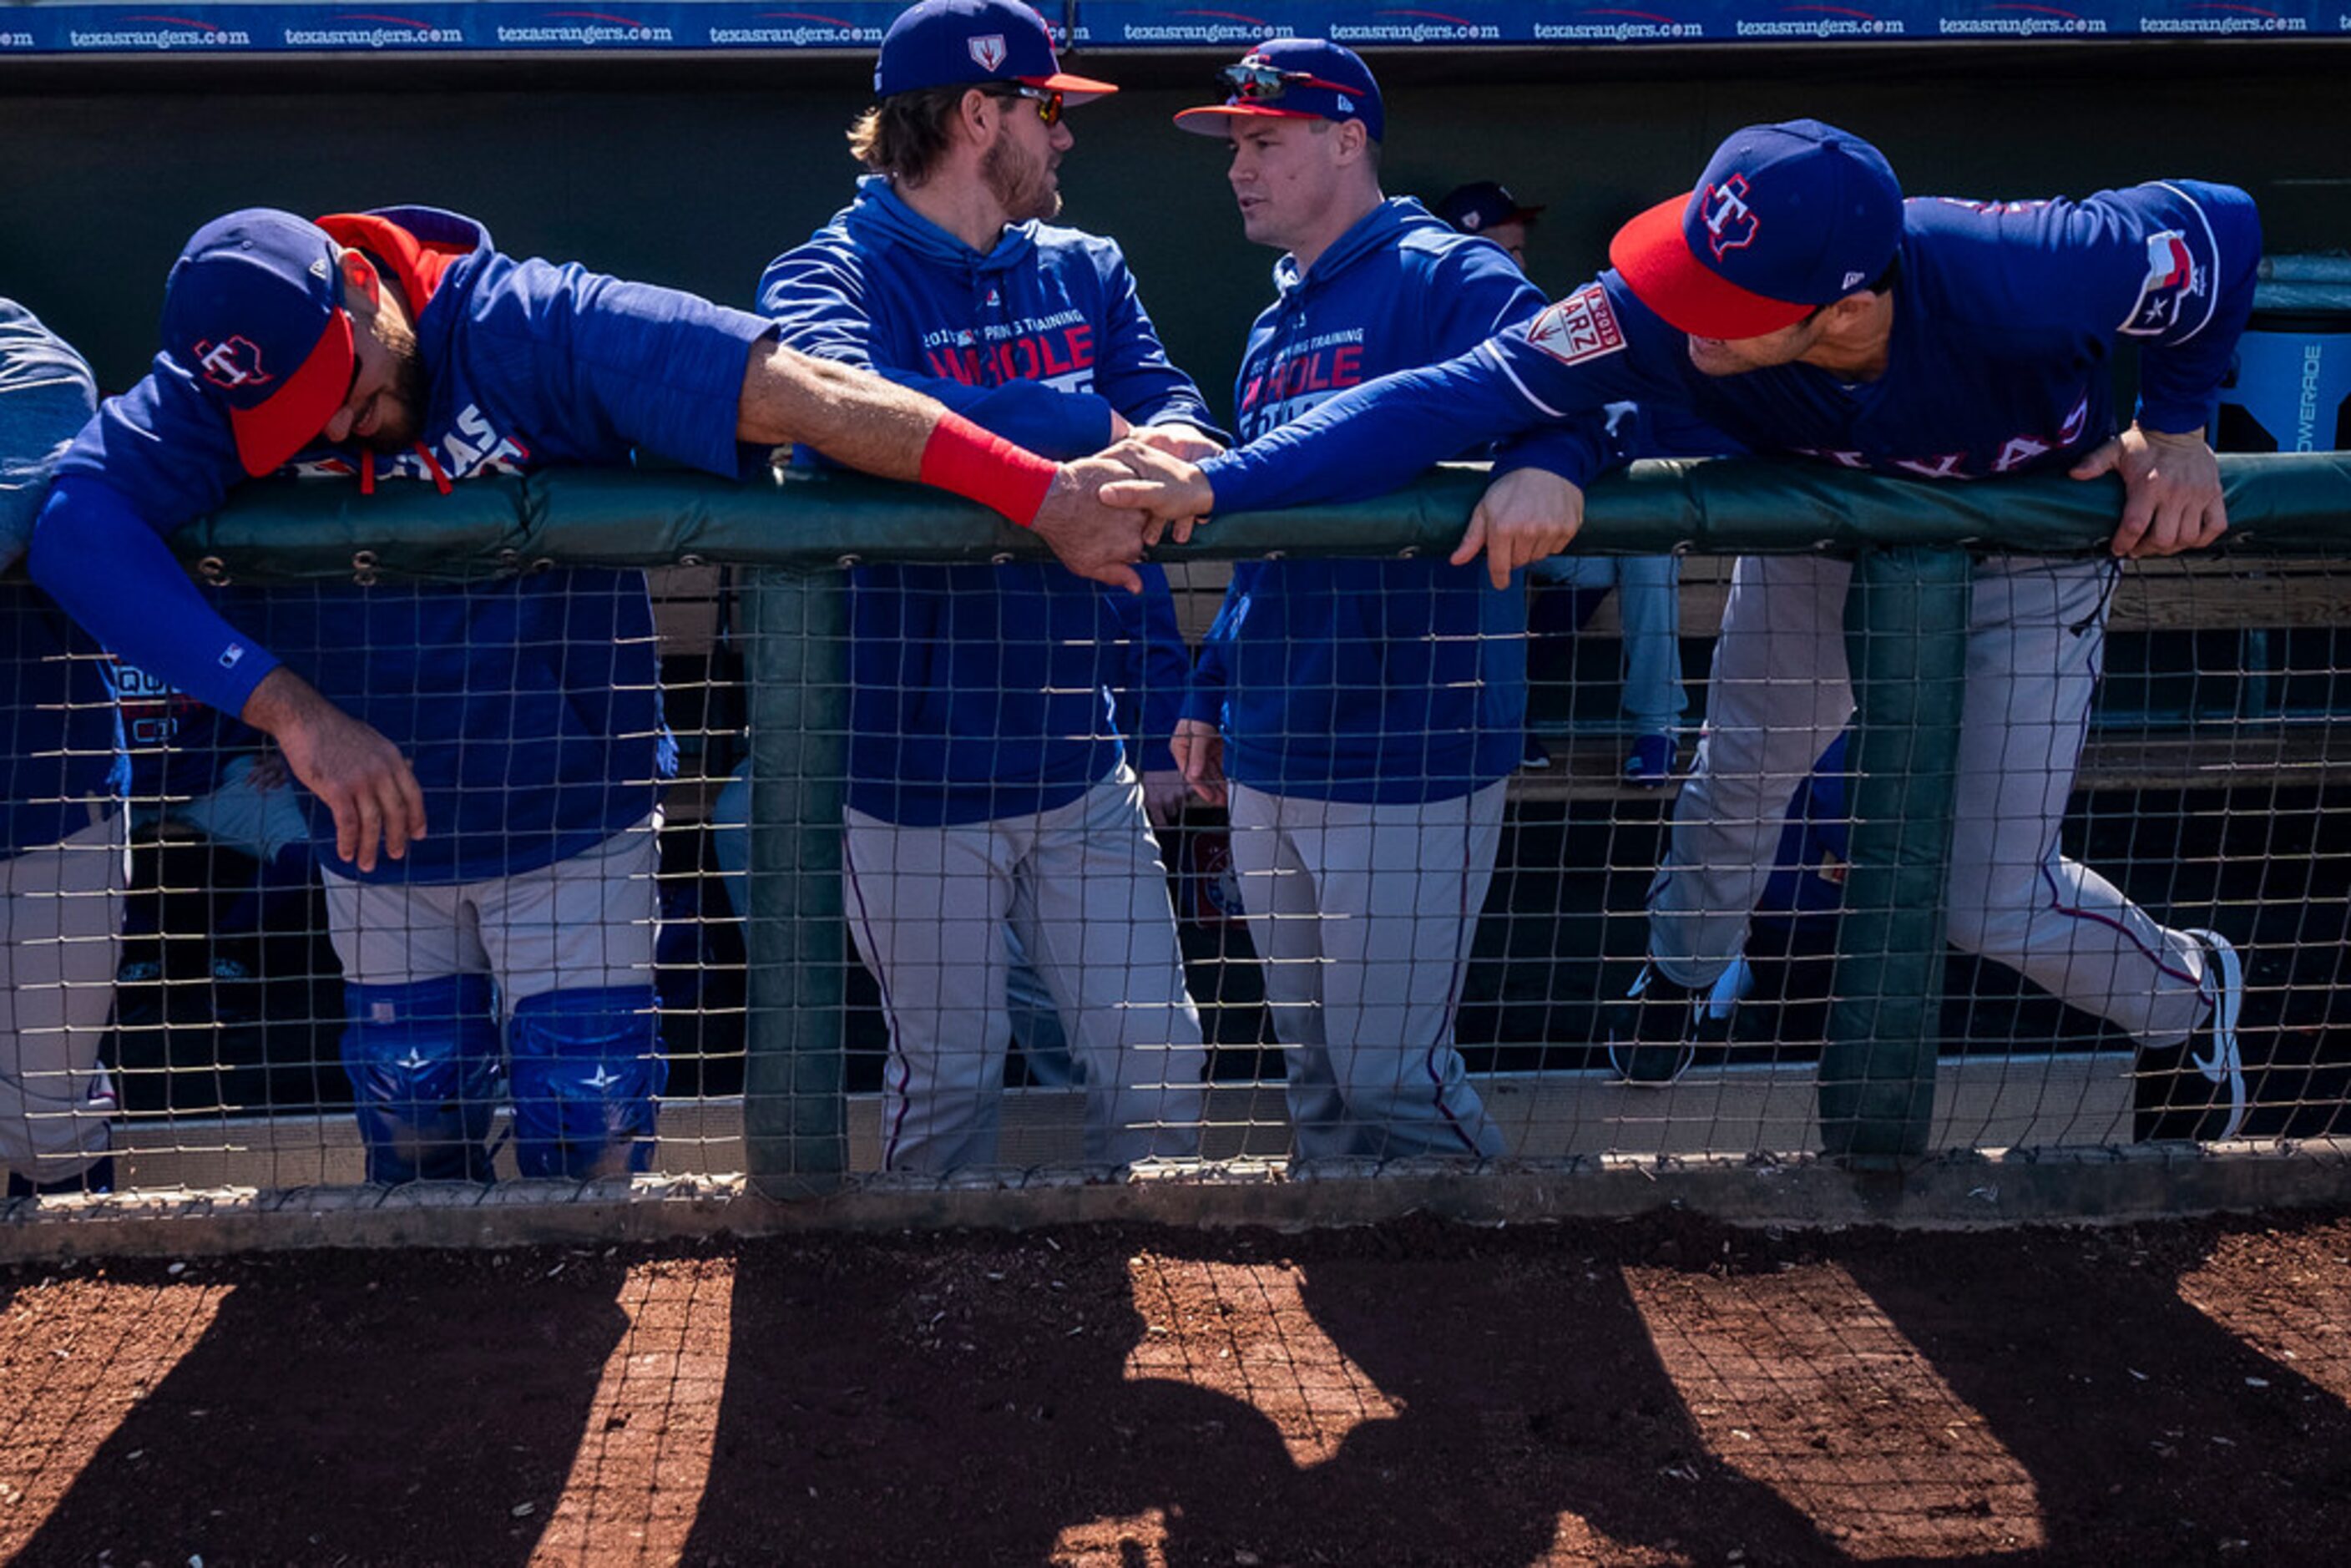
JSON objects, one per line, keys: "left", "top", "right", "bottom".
{"left": 1100, "top": 119, "right": 2259, "bottom": 1141}
{"left": 28, "top": 207, "right": 1140, "bottom": 1184}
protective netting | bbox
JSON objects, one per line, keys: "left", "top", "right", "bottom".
{"left": 12, "top": 513, "right": 2345, "bottom": 1203}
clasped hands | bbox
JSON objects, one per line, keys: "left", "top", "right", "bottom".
{"left": 1039, "top": 428, "right": 1592, "bottom": 594}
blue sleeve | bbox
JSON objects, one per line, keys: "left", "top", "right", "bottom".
{"left": 1425, "top": 239, "right": 1612, "bottom": 483}
{"left": 30, "top": 476, "right": 280, "bottom": 717}
{"left": 2115, "top": 182, "right": 2260, "bottom": 433}
{"left": 466, "top": 255, "right": 773, "bottom": 478}
{"left": 1180, "top": 565, "right": 1253, "bottom": 726}
{"left": 0, "top": 300, "right": 98, "bottom": 568}
{"left": 1918, "top": 181, "right": 2260, "bottom": 435}
{"left": 1089, "top": 250, "right": 1228, "bottom": 444}
{"left": 1200, "top": 273, "right": 1682, "bottom": 513}
{"left": 756, "top": 243, "right": 1117, "bottom": 460}
{"left": 1106, "top": 564, "right": 1191, "bottom": 771}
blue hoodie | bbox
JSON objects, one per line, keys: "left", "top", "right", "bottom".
{"left": 2, "top": 298, "right": 125, "bottom": 858}
{"left": 759, "top": 176, "right": 1221, "bottom": 827}
{"left": 33, "top": 207, "right": 774, "bottom": 883}
{"left": 1185, "top": 199, "right": 1596, "bottom": 805}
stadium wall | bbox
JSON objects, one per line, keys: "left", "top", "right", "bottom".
{"left": 1, "top": 43, "right": 2345, "bottom": 410}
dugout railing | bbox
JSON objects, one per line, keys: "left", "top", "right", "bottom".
{"left": 10, "top": 451, "right": 2351, "bottom": 1250}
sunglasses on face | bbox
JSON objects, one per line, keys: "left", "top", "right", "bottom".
{"left": 1217, "top": 62, "right": 1356, "bottom": 101}
{"left": 988, "top": 83, "right": 1064, "bottom": 126}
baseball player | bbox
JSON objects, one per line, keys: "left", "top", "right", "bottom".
{"left": 753, "top": 0, "right": 1214, "bottom": 1171}
{"left": 1165, "top": 43, "right": 1607, "bottom": 1161}
{"left": 2, "top": 297, "right": 125, "bottom": 1198}
{"left": 1103, "top": 119, "right": 2257, "bottom": 1140}
{"left": 28, "top": 204, "right": 1148, "bottom": 1184}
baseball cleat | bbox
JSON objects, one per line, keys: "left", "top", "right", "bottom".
{"left": 2136, "top": 929, "right": 2248, "bottom": 1143}
{"left": 2182, "top": 928, "right": 2247, "bottom": 1141}
{"left": 1606, "top": 962, "right": 1702, "bottom": 1085}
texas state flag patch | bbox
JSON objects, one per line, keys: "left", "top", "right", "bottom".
{"left": 1525, "top": 285, "right": 1625, "bottom": 367}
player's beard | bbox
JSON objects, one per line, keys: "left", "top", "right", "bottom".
{"left": 982, "top": 125, "right": 1061, "bottom": 225}
{"left": 356, "top": 314, "right": 431, "bottom": 453}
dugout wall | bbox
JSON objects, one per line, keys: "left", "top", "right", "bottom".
{"left": 2, "top": 42, "right": 2348, "bottom": 401}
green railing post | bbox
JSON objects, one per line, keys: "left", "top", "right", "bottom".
{"left": 1820, "top": 546, "right": 1974, "bottom": 1166}
{"left": 741, "top": 564, "right": 851, "bottom": 1197}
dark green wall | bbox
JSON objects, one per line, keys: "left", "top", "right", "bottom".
{"left": 4, "top": 43, "right": 2344, "bottom": 422}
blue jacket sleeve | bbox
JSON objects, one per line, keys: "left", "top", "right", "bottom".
{"left": 30, "top": 476, "right": 280, "bottom": 716}
{"left": 756, "top": 243, "right": 1117, "bottom": 460}
{"left": 1181, "top": 564, "right": 1256, "bottom": 727}
{"left": 0, "top": 300, "right": 97, "bottom": 569}
{"left": 1200, "top": 274, "right": 1679, "bottom": 513}
{"left": 1915, "top": 181, "right": 2260, "bottom": 436}
{"left": 2118, "top": 182, "right": 2260, "bottom": 433}
{"left": 1106, "top": 564, "right": 1191, "bottom": 771}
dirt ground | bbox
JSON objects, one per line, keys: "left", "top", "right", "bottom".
{"left": 5, "top": 1208, "right": 2351, "bottom": 1567}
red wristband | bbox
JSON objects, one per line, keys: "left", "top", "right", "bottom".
{"left": 918, "top": 412, "right": 1059, "bottom": 528}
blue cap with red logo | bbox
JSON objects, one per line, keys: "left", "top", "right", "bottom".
{"left": 161, "top": 208, "right": 356, "bottom": 478}
{"left": 1609, "top": 119, "right": 1904, "bottom": 340}
{"left": 1174, "top": 38, "right": 1384, "bottom": 143}
{"left": 875, "top": 0, "right": 1115, "bottom": 103}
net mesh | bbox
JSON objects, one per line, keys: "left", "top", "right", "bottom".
{"left": 10, "top": 543, "right": 2341, "bottom": 1201}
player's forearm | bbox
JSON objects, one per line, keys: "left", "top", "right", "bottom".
{"left": 29, "top": 476, "right": 281, "bottom": 716}
{"left": 738, "top": 342, "right": 1059, "bottom": 524}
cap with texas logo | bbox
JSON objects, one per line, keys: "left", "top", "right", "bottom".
{"left": 873, "top": 0, "right": 1115, "bottom": 104}
{"left": 1608, "top": 119, "right": 1904, "bottom": 340}
{"left": 160, "top": 207, "right": 356, "bottom": 478}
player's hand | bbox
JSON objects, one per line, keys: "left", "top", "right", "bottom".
{"left": 240, "top": 667, "right": 427, "bottom": 873}
{"left": 1170, "top": 718, "right": 1227, "bottom": 807}
{"left": 1033, "top": 456, "right": 1154, "bottom": 594}
{"left": 1125, "top": 422, "right": 1226, "bottom": 464}
{"left": 1454, "top": 467, "right": 1587, "bottom": 590}
{"left": 1139, "top": 766, "right": 1191, "bottom": 827}
{"left": 1098, "top": 446, "right": 1216, "bottom": 547}
{"left": 2070, "top": 423, "right": 2227, "bottom": 559}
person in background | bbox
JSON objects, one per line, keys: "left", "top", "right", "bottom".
{"left": 1433, "top": 179, "right": 1687, "bottom": 784}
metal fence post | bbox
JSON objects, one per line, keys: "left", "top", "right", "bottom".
{"left": 1819, "top": 545, "right": 1974, "bottom": 1166}
{"left": 741, "top": 564, "right": 851, "bottom": 1196}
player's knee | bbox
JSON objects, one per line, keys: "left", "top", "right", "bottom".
{"left": 340, "top": 975, "right": 501, "bottom": 1184}
{"left": 507, "top": 986, "right": 665, "bottom": 1181}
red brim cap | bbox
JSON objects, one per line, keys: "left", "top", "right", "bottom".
{"left": 1024, "top": 70, "right": 1116, "bottom": 105}
{"left": 1608, "top": 191, "right": 1814, "bottom": 341}
{"left": 1171, "top": 103, "right": 1321, "bottom": 138}
{"left": 227, "top": 307, "right": 354, "bottom": 478}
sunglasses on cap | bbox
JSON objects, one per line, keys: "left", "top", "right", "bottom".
{"left": 1217, "top": 61, "right": 1358, "bottom": 101}
{"left": 987, "top": 83, "right": 1064, "bottom": 126}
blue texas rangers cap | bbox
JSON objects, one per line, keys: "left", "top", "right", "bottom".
{"left": 875, "top": 0, "right": 1115, "bottom": 104}
{"left": 1609, "top": 119, "right": 1904, "bottom": 340}
{"left": 1173, "top": 38, "right": 1384, "bottom": 143}
{"left": 160, "top": 208, "right": 356, "bottom": 478}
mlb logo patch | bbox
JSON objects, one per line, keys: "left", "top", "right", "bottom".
{"left": 968, "top": 33, "right": 1007, "bottom": 72}
{"left": 1524, "top": 285, "right": 1626, "bottom": 368}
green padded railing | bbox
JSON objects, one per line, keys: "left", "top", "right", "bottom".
{"left": 163, "top": 452, "right": 2351, "bottom": 1189}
